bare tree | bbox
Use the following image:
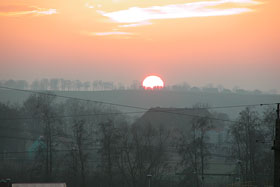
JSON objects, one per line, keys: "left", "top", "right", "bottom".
{"left": 230, "top": 107, "right": 265, "bottom": 184}
{"left": 31, "top": 80, "right": 40, "bottom": 90}
{"left": 98, "top": 120, "right": 121, "bottom": 187}
{"left": 61, "top": 99, "right": 99, "bottom": 187}
{"left": 115, "top": 123, "right": 170, "bottom": 187}
{"left": 23, "top": 94, "right": 59, "bottom": 181}
{"left": 50, "top": 79, "right": 59, "bottom": 90}
{"left": 71, "top": 119, "right": 89, "bottom": 187}
{"left": 40, "top": 79, "right": 49, "bottom": 90}
{"left": 75, "top": 80, "right": 83, "bottom": 91}
{"left": 83, "top": 81, "right": 91, "bottom": 91}
{"left": 258, "top": 106, "right": 275, "bottom": 184}
{"left": 176, "top": 115, "right": 212, "bottom": 187}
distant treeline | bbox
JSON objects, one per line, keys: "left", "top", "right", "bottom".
{"left": 0, "top": 79, "right": 277, "bottom": 94}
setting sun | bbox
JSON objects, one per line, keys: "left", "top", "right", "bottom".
{"left": 142, "top": 75, "right": 164, "bottom": 89}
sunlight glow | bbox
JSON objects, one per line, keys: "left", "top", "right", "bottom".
{"left": 80, "top": 30, "right": 133, "bottom": 37}
{"left": 0, "top": 8, "right": 57, "bottom": 16}
{"left": 98, "top": 0, "right": 260, "bottom": 25}
{"left": 142, "top": 75, "right": 164, "bottom": 90}
{"left": 119, "top": 22, "right": 152, "bottom": 28}
{"left": 95, "top": 32, "right": 132, "bottom": 36}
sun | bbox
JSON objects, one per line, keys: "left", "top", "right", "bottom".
{"left": 142, "top": 75, "right": 164, "bottom": 89}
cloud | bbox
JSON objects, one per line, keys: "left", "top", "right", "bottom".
{"left": 95, "top": 31, "right": 133, "bottom": 36}
{"left": 85, "top": 1, "right": 102, "bottom": 9}
{"left": 98, "top": 0, "right": 260, "bottom": 24}
{"left": 119, "top": 21, "right": 152, "bottom": 28}
{"left": 0, "top": 7, "right": 57, "bottom": 16}
{"left": 85, "top": 3, "right": 95, "bottom": 9}
{"left": 81, "top": 31, "right": 133, "bottom": 36}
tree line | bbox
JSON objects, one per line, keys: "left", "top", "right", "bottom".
{"left": 0, "top": 94, "right": 276, "bottom": 187}
{"left": 0, "top": 79, "right": 119, "bottom": 91}
{"left": 0, "top": 79, "right": 275, "bottom": 94}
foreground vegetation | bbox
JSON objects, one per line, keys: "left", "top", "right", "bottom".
{"left": 0, "top": 93, "right": 276, "bottom": 187}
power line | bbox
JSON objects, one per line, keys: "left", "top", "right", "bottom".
{"left": 0, "top": 86, "right": 146, "bottom": 110}
{"left": 1, "top": 157, "right": 103, "bottom": 163}
{"left": 0, "top": 135, "right": 42, "bottom": 142}
{"left": 0, "top": 147, "right": 101, "bottom": 155}
{"left": 1, "top": 157, "right": 235, "bottom": 165}
{"left": 0, "top": 109, "right": 270, "bottom": 131}
{"left": 1, "top": 125, "right": 69, "bottom": 136}
{"left": 0, "top": 111, "right": 146, "bottom": 121}
{"left": 0, "top": 86, "right": 277, "bottom": 111}
{"left": 1, "top": 126, "right": 44, "bottom": 135}
{"left": 0, "top": 86, "right": 278, "bottom": 128}
{"left": 0, "top": 135, "right": 75, "bottom": 143}
{"left": 0, "top": 145, "right": 234, "bottom": 157}
{"left": 0, "top": 108, "right": 241, "bottom": 127}
{"left": 0, "top": 108, "right": 269, "bottom": 127}
{"left": 0, "top": 125, "right": 74, "bottom": 139}
{"left": 0, "top": 109, "right": 256, "bottom": 144}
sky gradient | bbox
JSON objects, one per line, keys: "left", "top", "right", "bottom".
{"left": 0, "top": 0, "right": 279, "bottom": 91}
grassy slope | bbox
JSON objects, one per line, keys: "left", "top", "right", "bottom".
{"left": 0, "top": 89, "right": 279, "bottom": 118}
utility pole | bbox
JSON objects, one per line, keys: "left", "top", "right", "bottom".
{"left": 147, "top": 174, "right": 152, "bottom": 187}
{"left": 274, "top": 103, "right": 280, "bottom": 187}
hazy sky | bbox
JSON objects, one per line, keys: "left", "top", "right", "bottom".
{"left": 0, "top": 0, "right": 279, "bottom": 91}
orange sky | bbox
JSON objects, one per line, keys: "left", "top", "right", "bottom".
{"left": 0, "top": 0, "right": 279, "bottom": 91}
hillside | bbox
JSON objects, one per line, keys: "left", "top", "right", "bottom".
{"left": 0, "top": 89, "right": 279, "bottom": 118}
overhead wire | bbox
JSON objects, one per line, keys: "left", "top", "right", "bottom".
{"left": 0, "top": 135, "right": 76, "bottom": 143}
{"left": 0, "top": 86, "right": 278, "bottom": 151}
{"left": 0, "top": 86, "right": 278, "bottom": 124}
{"left": 0, "top": 85, "right": 277, "bottom": 111}
{"left": 0, "top": 86, "right": 146, "bottom": 110}
{"left": 0, "top": 144, "right": 234, "bottom": 159}
{"left": 0, "top": 111, "right": 147, "bottom": 121}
